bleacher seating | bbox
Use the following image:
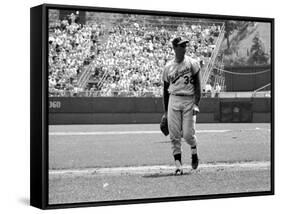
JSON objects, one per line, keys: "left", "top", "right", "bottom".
{"left": 48, "top": 13, "right": 223, "bottom": 97}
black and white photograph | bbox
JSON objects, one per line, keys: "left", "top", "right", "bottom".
{"left": 2, "top": 0, "right": 281, "bottom": 213}
{"left": 45, "top": 5, "right": 273, "bottom": 206}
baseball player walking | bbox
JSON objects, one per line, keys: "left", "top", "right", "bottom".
{"left": 162, "top": 37, "right": 201, "bottom": 175}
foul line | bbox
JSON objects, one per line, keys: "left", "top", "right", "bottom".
{"left": 49, "top": 130, "right": 230, "bottom": 136}
{"left": 49, "top": 161, "right": 270, "bottom": 176}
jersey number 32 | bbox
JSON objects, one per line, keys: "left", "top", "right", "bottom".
{"left": 184, "top": 75, "right": 194, "bottom": 85}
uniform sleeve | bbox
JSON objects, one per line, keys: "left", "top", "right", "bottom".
{"left": 190, "top": 58, "right": 200, "bottom": 75}
{"left": 162, "top": 66, "right": 168, "bottom": 83}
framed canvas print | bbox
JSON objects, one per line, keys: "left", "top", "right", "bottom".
{"left": 30, "top": 3, "right": 274, "bottom": 209}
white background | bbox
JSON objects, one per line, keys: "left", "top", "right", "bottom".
{"left": 0, "top": 0, "right": 279, "bottom": 213}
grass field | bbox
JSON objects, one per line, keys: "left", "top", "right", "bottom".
{"left": 48, "top": 123, "right": 271, "bottom": 204}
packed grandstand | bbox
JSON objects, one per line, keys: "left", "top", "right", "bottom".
{"left": 48, "top": 11, "right": 224, "bottom": 97}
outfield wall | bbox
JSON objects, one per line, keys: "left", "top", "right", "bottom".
{"left": 224, "top": 65, "right": 271, "bottom": 92}
{"left": 49, "top": 97, "right": 271, "bottom": 125}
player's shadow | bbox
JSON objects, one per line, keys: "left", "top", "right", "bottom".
{"left": 154, "top": 140, "right": 170, "bottom": 144}
{"left": 142, "top": 171, "right": 192, "bottom": 178}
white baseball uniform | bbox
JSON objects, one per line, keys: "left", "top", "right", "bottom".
{"left": 162, "top": 56, "right": 200, "bottom": 155}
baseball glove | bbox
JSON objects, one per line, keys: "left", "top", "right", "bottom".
{"left": 160, "top": 114, "right": 169, "bottom": 136}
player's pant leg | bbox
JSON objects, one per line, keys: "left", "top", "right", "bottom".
{"left": 182, "top": 106, "right": 197, "bottom": 147}
{"left": 168, "top": 99, "right": 182, "bottom": 156}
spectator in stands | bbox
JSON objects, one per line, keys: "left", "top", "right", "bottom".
{"left": 214, "top": 83, "right": 221, "bottom": 98}
{"left": 205, "top": 82, "right": 213, "bottom": 97}
{"left": 73, "top": 84, "right": 82, "bottom": 96}
{"left": 89, "top": 86, "right": 97, "bottom": 96}
{"left": 49, "top": 17, "right": 222, "bottom": 97}
{"left": 205, "top": 82, "right": 212, "bottom": 92}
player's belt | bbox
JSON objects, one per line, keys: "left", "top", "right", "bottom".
{"left": 172, "top": 93, "right": 193, "bottom": 97}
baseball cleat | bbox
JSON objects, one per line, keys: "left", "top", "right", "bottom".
{"left": 174, "top": 160, "right": 183, "bottom": 175}
{"left": 191, "top": 154, "right": 199, "bottom": 170}
{"left": 174, "top": 168, "right": 183, "bottom": 176}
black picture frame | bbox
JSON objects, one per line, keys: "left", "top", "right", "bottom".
{"left": 30, "top": 3, "right": 274, "bottom": 209}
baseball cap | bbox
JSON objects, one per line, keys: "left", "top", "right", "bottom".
{"left": 172, "top": 37, "right": 189, "bottom": 46}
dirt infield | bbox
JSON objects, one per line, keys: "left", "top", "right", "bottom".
{"left": 49, "top": 167, "right": 270, "bottom": 204}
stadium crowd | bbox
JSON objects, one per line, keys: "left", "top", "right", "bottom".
{"left": 49, "top": 13, "right": 222, "bottom": 97}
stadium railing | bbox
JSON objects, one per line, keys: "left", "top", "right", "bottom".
{"left": 48, "top": 90, "right": 163, "bottom": 97}
{"left": 49, "top": 89, "right": 271, "bottom": 98}
{"left": 218, "top": 91, "right": 271, "bottom": 98}
{"left": 202, "top": 24, "right": 225, "bottom": 87}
